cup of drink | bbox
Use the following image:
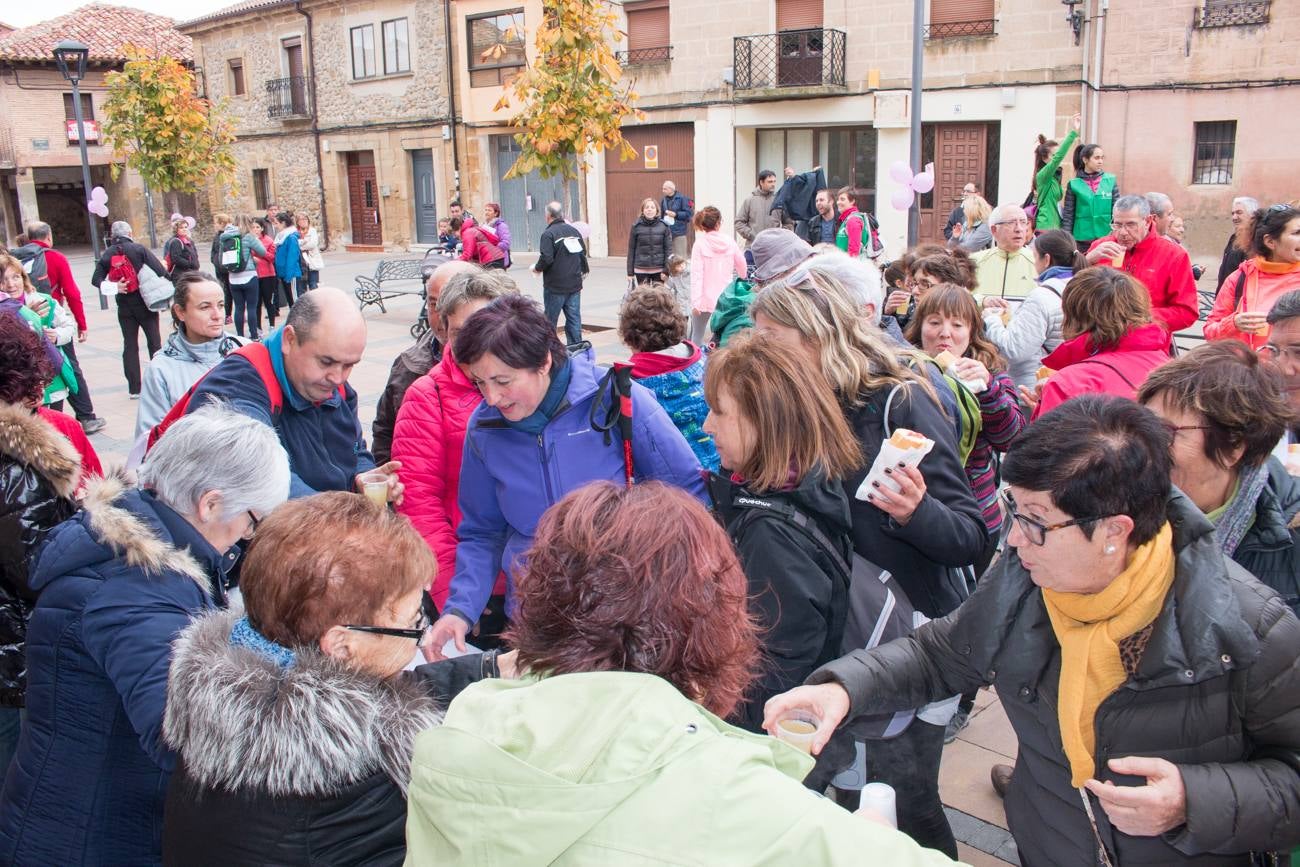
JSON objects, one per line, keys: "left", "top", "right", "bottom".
{"left": 1111, "top": 249, "right": 1126, "bottom": 269}
{"left": 358, "top": 470, "right": 390, "bottom": 507}
{"left": 860, "top": 782, "right": 898, "bottom": 829}
{"left": 773, "top": 710, "right": 820, "bottom": 754}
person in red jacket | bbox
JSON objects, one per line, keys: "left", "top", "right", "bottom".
{"left": 1085, "top": 195, "right": 1197, "bottom": 334}
{"left": 391, "top": 270, "right": 515, "bottom": 645}
{"left": 1030, "top": 267, "right": 1171, "bottom": 420}
{"left": 1204, "top": 203, "right": 1300, "bottom": 349}
{"left": 452, "top": 216, "right": 505, "bottom": 269}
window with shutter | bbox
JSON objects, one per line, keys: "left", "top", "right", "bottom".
{"left": 1195, "top": 0, "right": 1270, "bottom": 28}
{"left": 776, "top": 0, "right": 823, "bottom": 31}
{"left": 625, "top": 0, "right": 670, "bottom": 63}
{"left": 928, "top": 0, "right": 995, "bottom": 38}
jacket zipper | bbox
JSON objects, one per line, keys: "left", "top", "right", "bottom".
{"left": 537, "top": 433, "right": 555, "bottom": 504}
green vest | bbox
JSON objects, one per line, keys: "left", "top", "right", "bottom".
{"left": 18, "top": 303, "right": 77, "bottom": 405}
{"left": 835, "top": 212, "right": 871, "bottom": 257}
{"left": 1067, "top": 173, "right": 1117, "bottom": 242}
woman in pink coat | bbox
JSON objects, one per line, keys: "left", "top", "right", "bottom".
{"left": 392, "top": 271, "right": 514, "bottom": 644}
{"left": 688, "top": 207, "right": 747, "bottom": 346}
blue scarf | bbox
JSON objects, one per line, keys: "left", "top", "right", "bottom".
{"left": 505, "top": 358, "right": 572, "bottom": 436}
{"left": 229, "top": 616, "right": 297, "bottom": 668}
{"left": 1039, "top": 266, "right": 1075, "bottom": 283}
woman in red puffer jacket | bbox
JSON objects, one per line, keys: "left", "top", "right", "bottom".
{"left": 392, "top": 272, "right": 513, "bottom": 643}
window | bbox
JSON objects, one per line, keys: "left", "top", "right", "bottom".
{"left": 382, "top": 18, "right": 411, "bottom": 74}
{"left": 927, "top": 0, "right": 996, "bottom": 38}
{"left": 350, "top": 24, "right": 376, "bottom": 79}
{"left": 624, "top": 0, "right": 670, "bottom": 64}
{"left": 252, "top": 169, "right": 271, "bottom": 210}
{"left": 1195, "top": 0, "right": 1270, "bottom": 28}
{"left": 1193, "top": 121, "right": 1236, "bottom": 185}
{"left": 467, "top": 9, "right": 525, "bottom": 88}
{"left": 63, "top": 93, "right": 95, "bottom": 146}
{"left": 228, "top": 59, "right": 246, "bottom": 96}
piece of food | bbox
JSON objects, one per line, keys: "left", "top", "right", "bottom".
{"left": 1036, "top": 366, "right": 1055, "bottom": 382}
{"left": 932, "top": 350, "right": 957, "bottom": 371}
{"left": 1000, "top": 309, "right": 1012, "bottom": 325}
{"left": 888, "top": 428, "right": 930, "bottom": 450}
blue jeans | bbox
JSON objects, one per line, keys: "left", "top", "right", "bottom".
{"left": 230, "top": 279, "right": 261, "bottom": 338}
{"left": 305, "top": 270, "right": 320, "bottom": 290}
{"left": 544, "top": 289, "right": 582, "bottom": 346}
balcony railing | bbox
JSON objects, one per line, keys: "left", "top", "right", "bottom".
{"left": 733, "top": 29, "right": 846, "bottom": 90}
{"left": 266, "top": 76, "right": 311, "bottom": 119}
{"left": 924, "top": 19, "right": 997, "bottom": 39}
{"left": 1194, "top": 0, "right": 1269, "bottom": 28}
{"left": 616, "top": 46, "right": 672, "bottom": 65}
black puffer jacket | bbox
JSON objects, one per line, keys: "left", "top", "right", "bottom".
{"left": 709, "top": 469, "right": 851, "bottom": 733}
{"left": 626, "top": 216, "right": 672, "bottom": 276}
{"left": 0, "top": 403, "right": 80, "bottom": 707}
{"left": 1232, "top": 457, "right": 1300, "bottom": 616}
{"left": 812, "top": 491, "right": 1300, "bottom": 866}
{"left": 162, "top": 607, "right": 499, "bottom": 867}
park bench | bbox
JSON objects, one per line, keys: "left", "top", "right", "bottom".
{"left": 353, "top": 258, "right": 425, "bottom": 315}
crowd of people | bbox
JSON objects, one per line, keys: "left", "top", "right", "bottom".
{"left": 0, "top": 141, "right": 1298, "bottom": 866}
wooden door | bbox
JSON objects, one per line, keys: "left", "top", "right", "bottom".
{"left": 347, "top": 158, "right": 382, "bottom": 245}
{"left": 919, "top": 123, "right": 986, "bottom": 243}
{"left": 604, "top": 123, "right": 694, "bottom": 257}
{"left": 284, "top": 41, "right": 307, "bottom": 114}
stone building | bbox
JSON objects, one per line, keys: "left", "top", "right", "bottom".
{"left": 0, "top": 5, "right": 194, "bottom": 250}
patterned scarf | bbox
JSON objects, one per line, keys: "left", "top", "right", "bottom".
{"left": 229, "top": 616, "right": 297, "bottom": 668}
{"left": 1210, "top": 462, "right": 1269, "bottom": 557}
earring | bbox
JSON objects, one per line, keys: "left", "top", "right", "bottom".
{"left": 1105, "top": 545, "right": 1116, "bottom": 555}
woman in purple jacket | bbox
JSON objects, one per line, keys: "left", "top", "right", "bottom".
{"left": 484, "top": 203, "right": 511, "bottom": 269}
{"left": 425, "top": 295, "right": 707, "bottom": 657}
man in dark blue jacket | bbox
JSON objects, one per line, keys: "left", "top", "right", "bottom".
{"left": 660, "top": 180, "right": 693, "bottom": 258}
{"left": 188, "top": 287, "right": 401, "bottom": 501}
{"left": 532, "top": 202, "right": 589, "bottom": 346}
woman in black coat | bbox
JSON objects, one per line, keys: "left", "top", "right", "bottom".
{"left": 627, "top": 198, "right": 673, "bottom": 286}
{"left": 163, "top": 219, "right": 200, "bottom": 281}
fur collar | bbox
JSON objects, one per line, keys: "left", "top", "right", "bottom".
{"left": 81, "top": 470, "right": 209, "bottom": 593}
{"left": 0, "top": 402, "right": 81, "bottom": 499}
{"left": 163, "top": 607, "right": 443, "bottom": 797}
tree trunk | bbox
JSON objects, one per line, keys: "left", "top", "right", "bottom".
{"left": 578, "top": 159, "right": 589, "bottom": 224}
{"left": 560, "top": 175, "right": 572, "bottom": 222}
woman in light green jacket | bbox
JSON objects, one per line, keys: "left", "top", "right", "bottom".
{"left": 404, "top": 481, "right": 962, "bottom": 867}
{"left": 1032, "top": 113, "right": 1081, "bottom": 232}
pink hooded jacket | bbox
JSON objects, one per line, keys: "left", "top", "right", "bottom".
{"left": 689, "top": 230, "right": 747, "bottom": 313}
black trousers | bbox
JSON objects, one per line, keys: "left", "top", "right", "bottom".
{"left": 60, "top": 340, "right": 96, "bottom": 419}
{"left": 218, "top": 272, "right": 232, "bottom": 319}
{"left": 862, "top": 721, "right": 958, "bottom": 858}
{"left": 259, "top": 275, "right": 281, "bottom": 324}
{"left": 116, "top": 291, "right": 161, "bottom": 395}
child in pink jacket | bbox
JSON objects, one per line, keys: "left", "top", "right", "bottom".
{"left": 689, "top": 207, "right": 747, "bottom": 346}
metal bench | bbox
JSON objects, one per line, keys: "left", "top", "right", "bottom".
{"left": 353, "top": 258, "right": 426, "bottom": 315}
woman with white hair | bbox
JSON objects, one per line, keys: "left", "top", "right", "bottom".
{"left": 0, "top": 404, "right": 291, "bottom": 867}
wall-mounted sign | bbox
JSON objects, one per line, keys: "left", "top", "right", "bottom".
{"left": 644, "top": 145, "right": 658, "bottom": 170}
{"left": 66, "top": 120, "right": 100, "bottom": 143}
{"left": 31, "top": 138, "right": 50, "bottom": 151}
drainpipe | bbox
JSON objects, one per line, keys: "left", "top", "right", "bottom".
{"left": 443, "top": 0, "right": 461, "bottom": 199}
{"left": 295, "top": 1, "right": 330, "bottom": 248}
{"left": 1089, "top": 0, "right": 1107, "bottom": 143}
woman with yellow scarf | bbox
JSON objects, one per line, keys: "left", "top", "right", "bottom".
{"left": 765, "top": 395, "right": 1300, "bottom": 867}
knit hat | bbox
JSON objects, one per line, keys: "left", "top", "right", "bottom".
{"left": 750, "top": 228, "right": 813, "bottom": 282}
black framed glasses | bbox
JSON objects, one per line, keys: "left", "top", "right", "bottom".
{"left": 1001, "top": 490, "right": 1109, "bottom": 547}
{"left": 345, "top": 594, "right": 435, "bottom": 647}
{"left": 242, "top": 511, "right": 262, "bottom": 541}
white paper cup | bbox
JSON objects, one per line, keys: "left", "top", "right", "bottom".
{"left": 860, "top": 782, "right": 898, "bottom": 829}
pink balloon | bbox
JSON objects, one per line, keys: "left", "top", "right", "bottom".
{"left": 185, "top": 216, "right": 197, "bottom": 230}
{"left": 890, "top": 188, "right": 915, "bottom": 212}
{"left": 912, "top": 172, "right": 935, "bottom": 194}
{"left": 888, "top": 161, "right": 914, "bottom": 185}
{"left": 90, "top": 186, "right": 108, "bottom": 203}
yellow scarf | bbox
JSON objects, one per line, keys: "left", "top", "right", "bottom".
{"left": 1042, "top": 523, "right": 1175, "bottom": 787}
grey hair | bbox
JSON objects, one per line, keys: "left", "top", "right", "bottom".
{"left": 1145, "top": 192, "right": 1173, "bottom": 216}
{"left": 990, "top": 204, "right": 1028, "bottom": 226}
{"left": 663, "top": 180, "right": 676, "bottom": 192}
{"left": 110, "top": 220, "right": 134, "bottom": 239}
{"left": 285, "top": 289, "right": 325, "bottom": 342}
{"left": 24, "top": 221, "right": 51, "bottom": 241}
{"left": 807, "top": 248, "right": 884, "bottom": 324}
{"left": 1234, "top": 196, "right": 1260, "bottom": 212}
{"left": 1113, "top": 195, "right": 1151, "bottom": 218}
{"left": 436, "top": 269, "right": 518, "bottom": 321}
{"left": 138, "top": 402, "right": 290, "bottom": 521}
{"left": 545, "top": 201, "right": 564, "bottom": 221}
{"left": 1267, "top": 289, "right": 1300, "bottom": 326}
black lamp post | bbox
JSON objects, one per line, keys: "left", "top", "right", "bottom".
{"left": 53, "top": 38, "right": 105, "bottom": 309}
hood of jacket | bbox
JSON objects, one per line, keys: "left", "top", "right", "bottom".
{"left": 696, "top": 230, "right": 737, "bottom": 257}
{"left": 163, "top": 607, "right": 442, "bottom": 798}
{"left": 749, "top": 186, "right": 773, "bottom": 200}
{"left": 160, "top": 330, "right": 240, "bottom": 366}
{"left": 406, "top": 671, "right": 811, "bottom": 859}
{"left": 629, "top": 342, "right": 702, "bottom": 379}
{"left": 0, "top": 402, "right": 81, "bottom": 500}
{"left": 29, "top": 471, "right": 210, "bottom": 596}
{"left": 1042, "top": 321, "right": 1170, "bottom": 370}
{"left": 709, "top": 465, "right": 853, "bottom": 539}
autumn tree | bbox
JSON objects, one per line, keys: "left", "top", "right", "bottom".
{"left": 102, "top": 46, "right": 237, "bottom": 237}
{"left": 493, "top": 0, "right": 643, "bottom": 219}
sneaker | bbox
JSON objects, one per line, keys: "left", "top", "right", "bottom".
{"left": 225, "top": 315, "right": 233, "bottom": 325}
{"left": 129, "top": 392, "right": 140, "bottom": 400}
{"left": 990, "top": 763, "right": 1014, "bottom": 798}
{"left": 943, "top": 709, "right": 970, "bottom": 744}
{"left": 79, "top": 417, "right": 107, "bottom": 435}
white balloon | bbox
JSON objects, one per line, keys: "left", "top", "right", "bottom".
{"left": 912, "top": 172, "right": 935, "bottom": 194}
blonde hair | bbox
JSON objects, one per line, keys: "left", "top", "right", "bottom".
{"left": 295, "top": 211, "right": 311, "bottom": 230}
{"left": 0, "top": 253, "right": 36, "bottom": 296}
{"left": 213, "top": 212, "right": 232, "bottom": 227}
{"left": 237, "top": 214, "right": 260, "bottom": 235}
{"left": 640, "top": 197, "right": 660, "bottom": 218}
{"left": 704, "top": 331, "right": 862, "bottom": 491}
{"left": 750, "top": 270, "right": 932, "bottom": 408}
{"left": 963, "top": 195, "right": 992, "bottom": 226}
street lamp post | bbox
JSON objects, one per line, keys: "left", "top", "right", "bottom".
{"left": 53, "top": 39, "right": 105, "bottom": 309}
{"left": 907, "top": 0, "right": 924, "bottom": 247}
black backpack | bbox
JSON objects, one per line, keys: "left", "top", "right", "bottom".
{"left": 215, "top": 233, "right": 248, "bottom": 275}
{"left": 10, "top": 243, "right": 51, "bottom": 292}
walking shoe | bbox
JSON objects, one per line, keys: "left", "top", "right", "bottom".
{"left": 129, "top": 392, "right": 140, "bottom": 400}
{"left": 79, "top": 417, "right": 107, "bottom": 435}
{"left": 943, "top": 709, "right": 970, "bottom": 744}
{"left": 225, "top": 315, "right": 233, "bottom": 325}
{"left": 990, "top": 764, "right": 1014, "bottom": 798}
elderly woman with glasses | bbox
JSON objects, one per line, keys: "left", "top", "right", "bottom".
{"left": 0, "top": 405, "right": 291, "bottom": 867}
{"left": 768, "top": 395, "right": 1300, "bottom": 867}
{"left": 161, "top": 492, "right": 505, "bottom": 867}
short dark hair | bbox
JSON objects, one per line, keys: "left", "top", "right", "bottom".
{"left": 448, "top": 199, "right": 463, "bottom": 209}
{"left": 284, "top": 288, "right": 325, "bottom": 343}
{"left": 0, "top": 313, "right": 55, "bottom": 405}
{"left": 619, "top": 284, "right": 685, "bottom": 353}
{"left": 448, "top": 216, "right": 464, "bottom": 232}
{"left": 758, "top": 169, "right": 776, "bottom": 183}
{"left": 276, "top": 211, "right": 294, "bottom": 227}
{"left": 1003, "top": 395, "right": 1172, "bottom": 546}
{"left": 452, "top": 293, "right": 566, "bottom": 374}
{"left": 1033, "top": 229, "right": 1087, "bottom": 271}
{"left": 170, "top": 271, "right": 223, "bottom": 331}
{"left": 1137, "top": 340, "right": 1295, "bottom": 470}
{"left": 837, "top": 186, "right": 869, "bottom": 212}
{"left": 1267, "top": 289, "right": 1300, "bottom": 325}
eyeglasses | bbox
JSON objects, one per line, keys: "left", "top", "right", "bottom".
{"left": 1159, "top": 421, "right": 1211, "bottom": 438}
{"left": 906, "top": 276, "right": 939, "bottom": 291}
{"left": 1260, "top": 343, "right": 1300, "bottom": 365}
{"left": 1110, "top": 220, "right": 1145, "bottom": 232}
{"left": 1001, "top": 490, "right": 1109, "bottom": 547}
{"left": 993, "top": 219, "right": 1031, "bottom": 228}
{"left": 345, "top": 594, "right": 435, "bottom": 647}
{"left": 242, "top": 510, "right": 261, "bottom": 541}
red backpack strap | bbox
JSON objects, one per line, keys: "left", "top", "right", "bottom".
{"left": 230, "top": 342, "right": 285, "bottom": 417}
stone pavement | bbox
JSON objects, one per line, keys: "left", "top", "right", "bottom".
{"left": 54, "top": 244, "right": 1019, "bottom": 864}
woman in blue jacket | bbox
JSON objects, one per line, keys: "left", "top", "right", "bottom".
{"left": 273, "top": 212, "right": 304, "bottom": 304}
{"left": 426, "top": 294, "right": 707, "bottom": 657}
{"left": 0, "top": 405, "right": 290, "bottom": 867}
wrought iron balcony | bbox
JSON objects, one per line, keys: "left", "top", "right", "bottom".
{"left": 733, "top": 29, "right": 846, "bottom": 90}
{"left": 1194, "top": 0, "right": 1269, "bottom": 28}
{"left": 266, "top": 76, "right": 311, "bottom": 119}
{"left": 616, "top": 46, "right": 672, "bottom": 65}
{"left": 924, "top": 19, "right": 998, "bottom": 39}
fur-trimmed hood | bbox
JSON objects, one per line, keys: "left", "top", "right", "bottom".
{"left": 164, "top": 607, "right": 443, "bottom": 798}
{"left": 0, "top": 402, "right": 80, "bottom": 500}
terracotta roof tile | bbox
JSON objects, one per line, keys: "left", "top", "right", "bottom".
{"left": 0, "top": 4, "right": 192, "bottom": 63}
{"left": 177, "top": 0, "right": 294, "bottom": 29}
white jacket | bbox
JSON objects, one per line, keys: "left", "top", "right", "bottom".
{"left": 982, "top": 275, "right": 1066, "bottom": 388}
{"left": 299, "top": 227, "right": 324, "bottom": 271}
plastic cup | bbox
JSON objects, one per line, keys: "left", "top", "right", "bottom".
{"left": 860, "top": 782, "right": 898, "bottom": 829}
{"left": 773, "top": 711, "right": 820, "bottom": 755}
{"left": 359, "top": 470, "right": 389, "bottom": 507}
{"left": 1112, "top": 249, "right": 1126, "bottom": 269}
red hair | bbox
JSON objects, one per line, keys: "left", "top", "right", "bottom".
{"left": 509, "top": 482, "right": 759, "bottom": 718}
